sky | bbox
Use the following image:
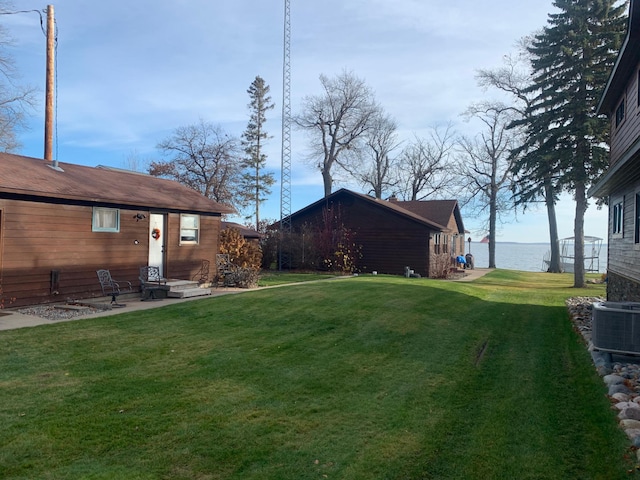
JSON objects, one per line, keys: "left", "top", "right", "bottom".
{"left": 2, "top": 0, "right": 611, "bottom": 243}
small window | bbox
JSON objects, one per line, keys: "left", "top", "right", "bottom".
{"left": 92, "top": 207, "right": 120, "bottom": 232}
{"left": 433, "top": 233, "right": 442, "bottom": 254}
{"left": 613, "top": 199, "right": 624, "bottom": 236}
{"left": 635, "top": 194, "right": 640, "bottom": 244}
{"left": 180, "top": 214, "right": 199, "bottom": 244}
{"left": 616, "top": 98, "right": 626, "bottom": 127}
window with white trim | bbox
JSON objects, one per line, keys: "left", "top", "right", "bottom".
{"left": 613, "top": 198, "right": 624, "bottom": 236}
{"left": 180, "top": 214, "right": 199, "bottom": 244}
{"left": 433, "top": 233, "right": 442, "bottom": 254}
{"left": 92, "top": 207, "right": 120, "bottom": 232}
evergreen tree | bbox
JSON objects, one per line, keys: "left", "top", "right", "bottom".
{"left": 523, "top": 0, "right": 626, "bottom": 286}
{"left": 241, "top": 76, "right": 275, "bottom": 227}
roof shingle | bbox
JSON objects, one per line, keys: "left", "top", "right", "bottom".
{"left": 0, "top": 153, "right": 234, "bottom": 215}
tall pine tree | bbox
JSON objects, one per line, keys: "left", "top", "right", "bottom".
{"left": 523, "top": 0, "right": 626, "bottom": 286}
{"left": 241, "top": 76, "right": 276, "bottom": 228}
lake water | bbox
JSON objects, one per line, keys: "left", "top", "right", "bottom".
{"left": 467, "top": 242, "right": 608, "bottom": 273}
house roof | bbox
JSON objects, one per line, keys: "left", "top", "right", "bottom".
{"left": 591, "top": 0, "right": 640, "bottom": 197}
{"left": 392, "top": 199, "right": 465, "bottom": 234}
{"left": 598, "top": 0, "right": 640, "bottom": 115}
{"left": 589, "top": 134, "right": 640, "bottom": 197}
{"left": 284, "top": 188, "right": 461, "bottom": 232}
{"left": 222, "top": 221, "right": 262, "bottom": 239}
{"left": 0, "top": 153, "right": 234, "bottom": 215}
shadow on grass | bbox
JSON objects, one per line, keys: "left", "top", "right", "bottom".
{"left": 0, "top": 274, "right": 633, "bottom": 480}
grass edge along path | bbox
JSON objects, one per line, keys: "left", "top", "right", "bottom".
{"left": 0, "top": 271, "right": 636, "bottom": 479}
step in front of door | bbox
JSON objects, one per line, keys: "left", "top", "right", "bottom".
{"left": 167, "top": 287, "right": 212, "bottom": 299}
{"left": 165, "top": 280, "right": 200, "bottom": 291}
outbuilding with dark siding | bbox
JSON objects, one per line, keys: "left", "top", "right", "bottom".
{"left": 280, "top": 189, "right": 466, "bottom": 278}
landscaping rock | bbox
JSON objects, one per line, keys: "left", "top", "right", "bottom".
{"left": 609, "top": 383, "right": 632, "bottom": 396}
{"left": 615, "top": 402, "right": 638, "bottom": 411}
{"left": 621, "top": 419, "right": 640, "bottom": 431}
{"left": 612, "top": 392, "right": 631, "bottom": 402}
{"left": 604, "top": 374, "right": 625, "bottom": 386}
{"left": 566, "top": 296, "right": 640, "bottom": 453}
{"left": 619, "top": 407, "right": 640, "bottom": 421}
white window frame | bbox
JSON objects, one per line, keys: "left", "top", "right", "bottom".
{"left": 180, "top": 214, "right": 200, "bottom": 245}
{"left": 92, "top": 207, "right": 120, "bottom": 232}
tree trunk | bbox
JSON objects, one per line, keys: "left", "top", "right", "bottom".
{"left": 255, "top": 168, "right": 260, "bottom": 228}
{"left": 255, "top": 135, "right": 261, "bottom": 228}
{"left": 574, "top": 182, "right": 587, "bottom": 288}
{"left": 488, "top": 187, "right": 497, "bottom": 268}
{"left": 322, "top": 167, "right": 333, "bottom": 197}
{"left": 544, "top": 179, "right": 562, "bottom": 272}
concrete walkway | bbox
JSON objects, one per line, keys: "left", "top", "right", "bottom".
{"left": 450, "top": 267, "right": 493, "bottom": 282}
{"left": 0, "top": 287, "right": 246, "bottom": 331}
{"left": 0, "top": 270, "right": 494, "bottom": 331}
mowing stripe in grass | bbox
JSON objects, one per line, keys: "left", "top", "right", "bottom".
{"left": 0, "top": 272, "right": 636, "bottom": 479}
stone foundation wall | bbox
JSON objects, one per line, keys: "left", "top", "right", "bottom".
{"left": 607, "top": 270, "right": 640, "bottom": 301}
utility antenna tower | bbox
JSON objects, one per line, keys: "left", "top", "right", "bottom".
{"left": 279, "top": 0, "right": 292, "bottom": 269}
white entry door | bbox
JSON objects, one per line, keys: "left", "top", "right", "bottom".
{"left": 148, "top": 213, "right": 165, "bottom": 277}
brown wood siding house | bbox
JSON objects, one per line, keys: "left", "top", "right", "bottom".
{"left": 283, "top": 189, "right": 465, "bottom": 278}
{"left": 591, "top": 0, "right": 640, "bottom": 300}
{"left": 0, "top": 153, "right": 233, "bottom": 307}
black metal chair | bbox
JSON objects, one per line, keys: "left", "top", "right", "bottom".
{"left": 96, "top": 269, "right": 133, "bottom": 306}
{"left": 139, "top": 266, "right": 167, "bottom": 300}
{"left": 192, "top": 259, "right": 210, "bottom": 284}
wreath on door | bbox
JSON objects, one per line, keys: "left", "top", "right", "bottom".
{"left": 151, "top": 227, "right": 161, "bottom": 240}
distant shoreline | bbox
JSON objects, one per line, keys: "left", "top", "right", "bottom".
{"left": 472, "top": 241, "right": 607, "bottom": 246}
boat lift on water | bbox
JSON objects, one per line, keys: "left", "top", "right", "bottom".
{"left": 542, "top": 236, "right": 603, "bottom": 273}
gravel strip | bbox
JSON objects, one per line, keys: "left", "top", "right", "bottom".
{"left": 16, "top": 304, "right": 101, "bottom": 321}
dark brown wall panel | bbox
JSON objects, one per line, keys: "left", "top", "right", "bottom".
{"left": 0, "top": 199, "right": 221, "bottom": 307}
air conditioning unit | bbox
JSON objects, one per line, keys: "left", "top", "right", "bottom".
{"left": 592, "top": 302, "right": 640, "bottom": 355}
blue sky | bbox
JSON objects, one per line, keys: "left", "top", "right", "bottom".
{"left": 3, "top": 0, "right": 609, "bottom": 243}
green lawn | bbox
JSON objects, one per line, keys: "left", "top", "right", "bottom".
{"left": 258, "top": 270, "right": 339, "bottom": 287}
{"left": 0, "top": 271, "right": 636, "bottom": 479}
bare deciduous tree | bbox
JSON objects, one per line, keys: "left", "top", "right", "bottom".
{"left": 476, "top": 41, "right": 563, "bottom": 273}
{"left": 396, "top": 124, "right": 457, "bottom": 201}
{"left": 296, "top": 70, "right": 381, "bottom": 197}
{"left": 341, "top": 112, "right": 400, "bottom": 199}
{"left": 151, "top": 119, "right": 242, "bottom": 211}
{"left": 0, "top": 3, "right": 38, "bottom": 152}
{"left": 457, "top": 103, "right": 520, "bottom": 268}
